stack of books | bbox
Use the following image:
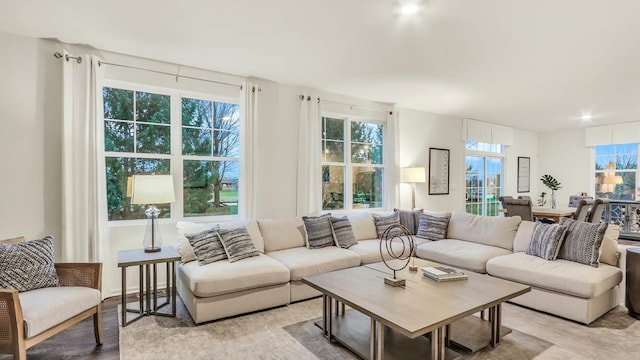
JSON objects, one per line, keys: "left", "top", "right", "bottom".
{"left": 422, "top": 266, "right": 468, "bottom": 282}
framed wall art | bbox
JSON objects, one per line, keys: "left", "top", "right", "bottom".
{"left": 428, "top": 147, "right": 450, "bottom": 195}
{"left": 517, "top": 156, "right": 531, "bottom": 193}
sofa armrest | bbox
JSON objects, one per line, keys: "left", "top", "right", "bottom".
{"left": 0, "top": 289, "right": 25, "bottom": 356}
{"left": 55, "top": 263, "right": 102, "bottom": 291}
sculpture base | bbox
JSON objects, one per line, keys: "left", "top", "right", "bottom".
{"left": 384, "top": 277, "right": 406, "bottom": 287}
{"left": 409, "top": 265, "right": 418, "bottom": 272}
{"left": 144, "top": 246, "right": 162, "bottom": 253}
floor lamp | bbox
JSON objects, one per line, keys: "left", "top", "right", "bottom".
{"left": 130, "top": 175, "right": 176, "bottom": 252}
{"left": 402, "top": 167, "right": 426, "bottom": 210}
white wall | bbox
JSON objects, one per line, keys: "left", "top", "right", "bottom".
{"left": 505, "top": 129, "right": 540, "bottom": 201}
{"left": 538, "top": 128, "right": 592, "bottom": 205}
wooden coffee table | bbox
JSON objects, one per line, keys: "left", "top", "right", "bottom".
{"left": 303, "top": 258, "right": 530, "bottom": 360}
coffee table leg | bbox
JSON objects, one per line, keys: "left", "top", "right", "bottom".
{"left": 121, "top": 267, "right": 126, "bottom": 326}
{"left": 322, "top": 295, "right": 328, "bottom": 338}
{"left": 375, "top": 320, "right": 384, "bottom": 360}
{"left": 327, "top": 297, "right": 333, "bottom": 341}
{"left": 370, "top": 318, "right": 376, "bottom": 360}
{"left": 430, "top": 327, "right": 439, "bottom": 360}
{"left": 490, "top": 304, "right": 502, "bottom": 347}
{"left": 439, "top": 326, "right": 445, "bottom": 359}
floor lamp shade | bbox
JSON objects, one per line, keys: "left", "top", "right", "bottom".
{"left": 402, "top": 167, "right": 426, "bottom": 210}
{"left": 130, "top": 175, "right": 176, "bottom": 252}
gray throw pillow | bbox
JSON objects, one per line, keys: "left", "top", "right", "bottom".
{"left": 0, "top": 236, "right": 59, "bottom": 292}
{"left": 416, "top": 213, "right": 451, "bottom": 241}
{"left": 372, "top": 212, "right": 403, "bottom": 238}
{"left": 526, "top": 223, "right": 567, "bottom": 260}
{"left": 558, "top": 218, "right": 608, "bottom": 267}
{"left": 217, "top": 226, "right": 260, "bottom": 263}
{"left": 185, "top": 226, "right": 226, "bottom": 265}
{"left": 394, "top": 209, "right": 424, "bottom": 235}
{"left": 331, "top": 216, "right": 357, "bottom": 248}
{"left": 302, "top": 214, "right": 335, "bottom": 249}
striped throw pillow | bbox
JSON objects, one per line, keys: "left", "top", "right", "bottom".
{"left": 302, "top": 214, "right": 335, "bottom": 249}
{"left": 331, "top": 216, "right": 357, "bottom": 248}
{"left": 0, "top": 236, "right": 59, "bottom": 292}
{"left": 526, "top": 223, "right": 567, "bottom": 260}
{"left": 394, "top": 209, "right": 424, "bottom": 235}
{"left": 185, "top": 226, "right": 226, "bottom": 265}
{"left": 372, "top": 212, "right": 403, "bottom": 238}
{"left": 416, "top": 213, "right": 451, "bottom": 240}
{"left": 217, "top": 227, "right": 260, "bottom": 263}
{"left": 558, "top": 218, "right": 608, "bottom": 267}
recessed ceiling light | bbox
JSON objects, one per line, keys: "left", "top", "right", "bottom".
{"left": 399, "top": 3, "right": 419, "bottom": 15}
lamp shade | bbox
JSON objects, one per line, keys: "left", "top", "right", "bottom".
{"left": 130, "top": 175, "right": 176, "bottom": 205}
{"left": 402, "top": 167, "right": 426, "bottom": 183}
{"left": 601, "top": 175, "right": 624, "bottom": 185}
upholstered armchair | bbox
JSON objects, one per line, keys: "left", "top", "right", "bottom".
{"left": 0, "top": 237, "right": 103, "bottom": 360}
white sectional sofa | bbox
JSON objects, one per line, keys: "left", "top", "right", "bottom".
{"left": 176, "top": 211, "right": 624, "bottom": 325}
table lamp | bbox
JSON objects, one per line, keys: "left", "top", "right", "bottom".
{"left": 402, "top": 167, "right": 426, "bottom": 210}
{"left": 130, "top": 175, "right": 176, "bottom": 252}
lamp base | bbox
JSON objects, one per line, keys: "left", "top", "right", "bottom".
{"left": 144, "top": 246, "right": 162, "bottom": 253}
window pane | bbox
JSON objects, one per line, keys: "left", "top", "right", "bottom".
{"left": 136, "top": 124, "right": 171, "bottom": 154}
{"left": 322, "top": 140, "right": 344, "bottom": 162}
{"left": 104, "top": 120, "right": 134, "bottom": 152}
{"left": 596, "top": 171, "right": 636, "bottom": 200}
{"left": 182, "top": 98, "right": 212, "bottom": 127}
{"left": 103, "top": 87, "right": 133, "bottom": 121}
{"left": 351, "top": 122, "right": 383, "bottom": 164}
{"left": 322, "top": 165, "right": 345, "bottom": 210}
{"left": 213, "top": 129, "right": 240, "bottom": 157}
{"left": 323, "top": 117, "right": 344, "bottom": 141}
{"left": 351, "top": 143, "right": 383, "bottom": 164}
{"left": 136, "top": 92, "right": 170, "bottom": 124}
{"left": 105, "top": 157, "right": 170, "bottom": 220}
{"left": 465, "top": 156, "right": 484, "bottom": 213}
{"left": 183, "top": 160, "right": 238, "bottom": 217}
{"left": 183, "top": 128, "right": 212, "bottom": 156}
{"left": 352, "top": 167, "right": 383, "bottom": 208}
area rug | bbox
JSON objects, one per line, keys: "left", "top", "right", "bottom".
{"left": 119, "top": 297, "right": 640, "bottom": 360}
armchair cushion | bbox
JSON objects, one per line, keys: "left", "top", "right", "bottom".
{"left": 0, "top": 236, "right": 59, "bottom": 292}
{"left": 19, "top": 286, "right": 101, "bottom": 338}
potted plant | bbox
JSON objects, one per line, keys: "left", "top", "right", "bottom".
{"left": 538, "top": 191, "right": 547, "bottom": 206}
{"left": 540, "top": 175, "right": 562, "bottom": 208}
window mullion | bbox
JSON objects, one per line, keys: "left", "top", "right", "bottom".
{"left": 171, "top": 91, "right": 183, "bottom": 219}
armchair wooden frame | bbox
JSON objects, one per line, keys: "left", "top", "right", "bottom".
{"left": 0, "top": 262, "right": 103, "bottom": 359}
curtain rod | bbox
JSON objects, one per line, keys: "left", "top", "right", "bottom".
{"left": 317, "top": 97, "right": 393, "bottom": 115}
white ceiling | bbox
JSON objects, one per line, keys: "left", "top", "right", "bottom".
{"left": 2, "top": 0, "right": 640, "bottom": 132}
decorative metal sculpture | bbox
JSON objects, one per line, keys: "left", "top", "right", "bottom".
{"left": 379, "top": 224, "right": 416, "bottom": 287}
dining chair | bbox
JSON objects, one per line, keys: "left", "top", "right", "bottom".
{"left": 503, "top": 198, "right": 533, "bottom": 221}
{"left": 517, "top": 195, "right": 532, "bottom": 201}
{"left": 573, "top": 199, "right": 595, "bottom": 222}
{"left": 569, "top": 195, "right": 594, "bottom": 207}
{"left": 498, "top": 196, "right": 513, "bottom": 210}
{"left": 588, "top": 198, "right": 609, "bottom": 223}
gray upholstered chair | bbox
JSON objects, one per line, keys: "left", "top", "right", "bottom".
{"left": 573, "top": 199, "right": 595, "bottom": 222}
{"left": 588, "top": 198, "right": 609, "bottom": 223}
{"left": 498, "top": 196, "right": 513, "bottom": 210}
{"left": 503, "top": 198, "right": 533, "bottom": 221}
{"left": 569, "top": 195, "right": 594, "bottom": 207}
{"left": 517, "top": 195, "right": 532, "bottom": 202}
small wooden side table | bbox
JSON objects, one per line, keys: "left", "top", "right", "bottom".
{"left": 117, "top": 247, "right": 181, "bottom": 326}
{"left": 626, "top": 247, "right": 640, "bottom": 320}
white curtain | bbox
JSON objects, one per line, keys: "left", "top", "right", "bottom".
{"left": 240, "top": 82, "right": 259, "bottom": 218}
{"left": 61, "top": 51, "right": 108, "bottom": 264}
{"left": 296, "top": 94, "right": 322, "bottom": 216}
{"left": 386, "top": 110, "right": 399, "bottom": 210}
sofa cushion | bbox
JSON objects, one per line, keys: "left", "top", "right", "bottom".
{"left": 513, "top": 220, "right": 536, "bottom": 252}
{"left": 525, "top": 223, "right": 567, "bottom": 261}
{"left": 302, "top": 214, "right": 335, "bottom": 249}
{"left": 331, "top": 216, "right": 357, "bottom": 248}
{"left": 447, "top": 212, "right": 520, "bottom": 250}
{"left": 416, "top": 212, "right": 451, "bottom": 241}
{"left": 177, "top": 220, "right": 264, "bottom": 263}
{"left": 0, "top": 236, "right": 59, "bottom": 292}
{"left": 259, "top": 218, "right": 306, "bottom": 252}
{"left": 185, "top": 226, "right": 226, "bottom": 265}
{"left": 558, "top": 218, "right": 608, "bottom": 267}
{"left": 373, "top": 212, "right": 403, "bottom": 238}
{"left": 267, "top": 247, "right": 361, "bottom": 281}
{"left": 347, "top": 213, "right": 378, "bottom": 241}
{"left": 486, "top": 252, "right": 623, "bottom": 298}
{"left": 415, "top": 239, "right": 512, "bottom": 273}
{"left": 19, "top": 286, "right": 101, "bottom": 338}
{"left": 178, "top": 253, "right": 290, "bottom": 297}
{"left": 600, "top": 224, "right": 620, "bottom": 266}
{"left": 348, "top": 237, "right": 415, "bottom": 265}
{"left": 217, "top": 226, "right": 260, "bottom": 263}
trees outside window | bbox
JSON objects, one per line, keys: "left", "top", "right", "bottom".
{"left": 103, "top": 83, "right": 240, "bottom": 221}
{"left": 321, "top": 116, "right": 384, "bottom": 210}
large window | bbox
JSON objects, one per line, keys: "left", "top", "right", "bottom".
{"left": 321, "top": 116, "right": 384, "bottom": 210}
{"left": 594, "top": 143, "right": 638, "bottom": 200}
{"left": 465, "top": 141, "right": 504, "bottom": 216}
{"left": 103, "top": 82, "right": 240, "bottom": 221}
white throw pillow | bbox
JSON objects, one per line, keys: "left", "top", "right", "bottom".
{"left": 599, "top": 224, "right": 620, "bottom": 266}
{"left": 513, "top": 220, "right": 536, "bottom": 252}
{"left": 347, "top": 213, "right": 378, "bottom": 241}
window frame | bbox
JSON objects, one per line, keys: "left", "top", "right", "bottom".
{"left": 321, "top": 112, "right": 387, "bottom": 212}
{"left": 593, "top": 143, "right": 639, "bottom": 200}
{"left": 464, "top": 141, "right": 505, "bottom": 216}
{"left": 102, "top": 79, "right": 242, "bottom": 225}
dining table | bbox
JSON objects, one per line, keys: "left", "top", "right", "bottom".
{"left": 531, "top": 206, "right": 576, "bottom": 223}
